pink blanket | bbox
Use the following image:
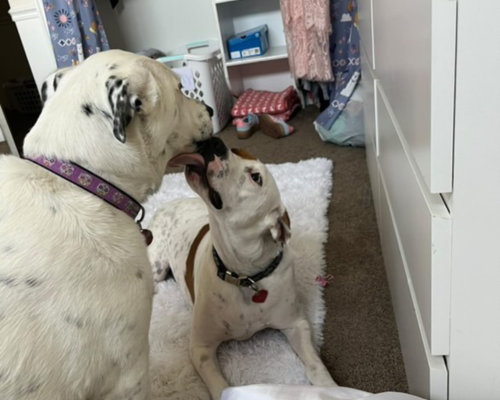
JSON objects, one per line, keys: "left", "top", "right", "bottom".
{"left": 231, "top": 86, "right": 301, "bottom": 121}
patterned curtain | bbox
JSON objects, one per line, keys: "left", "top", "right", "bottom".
{"left": 43, "top": 0, "right": 109, "bottom": 68}
{"left": 315, "top": 0, "right": 361, "bottom": 130}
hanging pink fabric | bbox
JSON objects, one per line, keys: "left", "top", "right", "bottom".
{"left": 280, "top": 0, "right": 333, "bottom": 82}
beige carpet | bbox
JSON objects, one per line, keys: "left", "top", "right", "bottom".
{"left": 0, "top": 142, "right": 10, "bottom": 155}
{"left": 213, "top": 107, "right": 409, "bottom": 393}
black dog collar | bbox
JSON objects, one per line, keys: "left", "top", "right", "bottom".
{"left": 213, "top": 247, "right": 283, "bottom": 291}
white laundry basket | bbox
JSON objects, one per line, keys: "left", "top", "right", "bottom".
{"left": 157, "top": 40, "right": 233, "bottom": 134}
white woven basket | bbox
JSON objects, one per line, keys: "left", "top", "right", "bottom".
{"left": 157, "top": 41, "right": 233, "bottom": 134}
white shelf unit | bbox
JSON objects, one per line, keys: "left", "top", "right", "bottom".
{"left": 225, "top": 45, "right": 288, "bottom": 67}
{"left": 212, "top": 0, "right": 295, "bottom": 95}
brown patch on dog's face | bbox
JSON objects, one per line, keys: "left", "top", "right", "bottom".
{"left": 231, "top": 148, "right": 258, "bottom": 161}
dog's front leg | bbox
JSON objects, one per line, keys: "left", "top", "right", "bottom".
{"left": 282, "top": 319, "right": 338, "bottom": 387}
{"left": 190, "top": 340, "right": 228, "bottom": 400}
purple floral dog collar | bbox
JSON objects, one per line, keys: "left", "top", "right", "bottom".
{"left": 25, "top": 155, "right": 153, "bottom": 246}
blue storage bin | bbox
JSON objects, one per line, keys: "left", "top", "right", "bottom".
{"left": 227, "top": 25, "right": 269, "bottom": 60}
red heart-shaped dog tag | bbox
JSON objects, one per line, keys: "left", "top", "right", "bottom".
{"left": 252, "top": 290, "right": 268, "bottom": 303}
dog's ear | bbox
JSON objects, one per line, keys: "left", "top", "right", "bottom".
{"left": 231, "top": 148, "right": 258, "bottom": 160}
{"left": 40, "top": 67, "right": 72, "bottom": 105}
{"left": 268, "top": 209, "right": 291, "bottom": 245}
{"left": 106, "top": 76, "right": 142, "bottom": 143}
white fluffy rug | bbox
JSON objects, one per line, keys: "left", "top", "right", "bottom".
{"left": 142, "top": 158, "right": 333, "bottom": 400}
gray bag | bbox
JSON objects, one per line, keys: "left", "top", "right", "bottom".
{"left": 314, "top": 86, "right": 365, "bottom": 147}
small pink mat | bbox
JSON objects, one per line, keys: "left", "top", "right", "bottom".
{"left": 231, "top": 86, "right": 300, "bottom": 121}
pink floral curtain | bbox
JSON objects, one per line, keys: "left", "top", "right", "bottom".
{"left": 280, "top": 0, "right": 333, "bottom": 82}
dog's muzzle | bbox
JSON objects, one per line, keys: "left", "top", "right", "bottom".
{"left": 167, "top": 137, "right": 227, "bottom": 210}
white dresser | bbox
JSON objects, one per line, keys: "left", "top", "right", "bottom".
{"left": 358, "top": 0, "right": 500, "bottom": 399}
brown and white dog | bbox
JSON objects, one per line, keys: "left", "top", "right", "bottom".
{"left": 148, "top": 137, "right": 337, "bottom": 400}
{"left": 0, "top": 50, "right": 212, "bottom": 400}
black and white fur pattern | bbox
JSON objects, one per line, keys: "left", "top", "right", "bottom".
{"left": 40, "top": 68, "right": 69, "bottom": 104}
{"left": 0, "top": 50, "right": 212, "bottom": 400}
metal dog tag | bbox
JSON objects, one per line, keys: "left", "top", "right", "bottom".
{"left": 141, "top": 229, "right": 153, "bottom": 246}
{"left": 252, "top": 290, "right": 268, "bottom": 303}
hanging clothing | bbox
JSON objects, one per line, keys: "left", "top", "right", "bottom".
{"left": 280, "top": 0, "right": 333, "bottom": 82}
{"left": 43, "top": 0, "right": 109, "bottom": 68}
{"left": 315, "top": 0, "right": 361, "bottom": 131}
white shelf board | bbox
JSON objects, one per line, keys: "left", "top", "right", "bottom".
{"left": 226, "top": 45, "right": 288, "bottom": 67}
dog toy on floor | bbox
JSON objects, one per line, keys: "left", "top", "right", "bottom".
{"left": 233, "top": 113, "right": 294, "bottom": 139}
{"left": 233, "top": 114, "right": 259, "bottom": 139}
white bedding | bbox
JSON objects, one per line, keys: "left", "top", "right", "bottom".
{"left": 220, "top": 385, "right": 426, "bottom": 400}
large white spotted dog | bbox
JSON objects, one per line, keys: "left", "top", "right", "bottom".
{"left": 148, "top": 138, "right": 337, "bottom": 400}
{"left": 0, "top": 50, "right": 212, "bottom": 400}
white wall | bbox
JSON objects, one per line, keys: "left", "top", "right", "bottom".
{"left": 8, "top": 0, "right": 34, "bottom": 7}
{"left": 97, "top": 0, "right": 218, "bottom": 53}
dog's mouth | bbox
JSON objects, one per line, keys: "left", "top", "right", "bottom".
{"left": 168, "top": 153, "right": 223, "bottom": 210}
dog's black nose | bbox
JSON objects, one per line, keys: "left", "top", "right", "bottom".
{"left": 213, "top": 137, "right": 228, "bottom": 158}
{"left": 205, "top": 104, "right": 214, "bottom": 118}
{"left": 196, "top": 137, "right": 228, "bottom": 163}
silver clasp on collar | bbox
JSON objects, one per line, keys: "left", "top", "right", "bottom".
{"left": 247, "top": 277, "right": 260, "bottom": 292}
{"left": 223, "top": 273, "right": 260, "bottom": 292}
{"left": 224, "top": 271, "right": 242, "bottom": 286}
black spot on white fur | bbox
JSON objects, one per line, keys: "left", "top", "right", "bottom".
{"left": 41, "top": 81, "right": 48, "bottom": 104}
{"left": 108, "top": 63, "right": 118, "bottom": 70}
{"left": 54, "top": 72, "right": 63, "bottom": 91}
{"left": 82, "top": 103, "right": 94, "bottom": 116}
{"left": 19, "top": 381, "right": 41, "bottom": 396}
{"left": 26, "top": 278, "right": 41, "bottom": 288}
{"left": 106, "top": 76, "right": 138, "bottom": 143}
{"left": 0, "top": 277, "right": 16, "bottom": 287}
{"left": 217, "top": 294, "right": 226, "bottom": 303}
{"left": 64, "top": 314, "right": 84, "bottom": 329}
{"left": 222, "top": 320, "right": 231, "bottom": 333}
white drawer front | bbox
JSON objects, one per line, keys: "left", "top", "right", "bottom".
{"left": 376, "top": 82, "right": 451, "bottom": 356}
{"left": 372, "top": 0, "right": 456, "bottom": 193}
{"left": 378, "top": 169, "right": 448, "bottom": 400}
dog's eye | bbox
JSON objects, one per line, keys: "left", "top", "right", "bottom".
{"left": 250, "top": 172, "right": 262, "bottom": 186}
{"left": 178, "top": 83, "right": 183, "bottom": 90}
